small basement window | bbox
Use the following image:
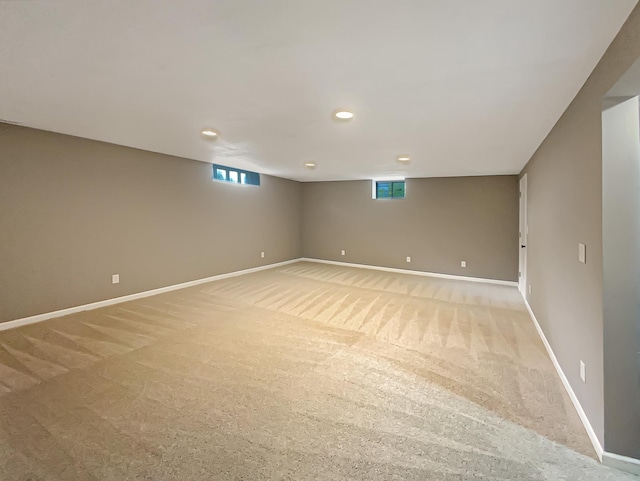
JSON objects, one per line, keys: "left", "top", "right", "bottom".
{"left": 212, "top": 164, "right": 260, "bottom": 186}
{"left": 372, "top": 180, "right": 405, "bottom": 199}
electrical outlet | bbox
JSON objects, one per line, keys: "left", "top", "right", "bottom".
{"left": 578, "top": 243, "right": 586, "bottom": 263}
{"left": 112, "top": 274, "right": 120, "bottom": 285}
{"left": 528, "top": 285, "right": 532, "bottom": 295}
{"left": 461, "top": 260, "right": 466, "bottom": 268}
{"left": 261, "top": 251, "right": 265, "bottom": 258}
{"left": 406, "top": 256, "right": 411, "bottom": 263}
{"left": 580, "top": 360, "right": 586, "bottom": 382}
{"left": 341, "top": 250, "right": 345, "bottom": 256}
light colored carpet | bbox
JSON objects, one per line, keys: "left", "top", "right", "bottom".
{"left": 0, "top": 261, "right": 634, "bottom": 480}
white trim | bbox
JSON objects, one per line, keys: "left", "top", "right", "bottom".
{"left": 521, "top": 296, "right": 604, "bottom": 461}
{"left": 300, "top": 258, "right": 518, "bottom": 286}
{"left": 602, "top": 451, "right": 640, "bottom": 476}
{"left": 518, "top": 174, "right": 528, "bottom": 296}
{"left": 0, "top": 259, "right": 302, "bottom": 332}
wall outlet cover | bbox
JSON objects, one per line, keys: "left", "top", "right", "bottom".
{"left": 580, "top": 360, "right": 586, "bottom": 382}
{"left": 341, "top": 250, "right": 345, "bottom": 256}
{"left": 261, "top": 251, "right": 265, "bottom": 258}
{"left": 461, "top": 261, "right": 466, "bottom": 268}
{"left": 578, "top": 243, "right": 586, "bottom": 263}
{"left": 112, "top": 274, "right": 120, "bottom": 284}
{"left": 406, "top": 256, "right": 411, "bottom": 263}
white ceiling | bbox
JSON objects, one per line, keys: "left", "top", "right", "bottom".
{"left": 0, "top": 1, "right": 637, "bottom": 181}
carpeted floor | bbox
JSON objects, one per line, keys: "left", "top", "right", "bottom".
{"left": 0, "top": 261, "right": 635, "bottom": 480}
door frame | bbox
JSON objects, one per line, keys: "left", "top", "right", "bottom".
{"left": 518, "top": 174, "right": 528, "bottom": 296}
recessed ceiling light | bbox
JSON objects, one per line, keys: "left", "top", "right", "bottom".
{"left": 201, "top": 128, "right": 219, "bottom": 139}
{"left": 304, "top": 162, "right": 317, "bottom": 169}
{"left": 333, "top": 110, "right": 354, "bottom": 120}
{"left": 396, "top": 155, "right": 411, "bottom": 164}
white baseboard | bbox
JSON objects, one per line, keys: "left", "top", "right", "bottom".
{"left": 521, "top": 296, "right": 604, "bottom": 461}
{"left": 603, "top": 451, "right": 640, "bottom": 476}
{"left": 0, "top": 258, "right": 302, "bottom": 332}
{"left": 300, "top": 258, "right": 518, "bottom": 287}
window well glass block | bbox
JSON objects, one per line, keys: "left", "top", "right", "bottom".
{"left": 377, "top": 182, "right": 392, "bottom": 198}
{"left": 392, "top": 181, "right": 405, "bottom": 198}
{"left": 213, "top": 164, "right": 260, "bottom": 186}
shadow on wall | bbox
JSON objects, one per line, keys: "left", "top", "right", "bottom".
{"left": 602, "top": 72, "right": 640, "bottom": 460}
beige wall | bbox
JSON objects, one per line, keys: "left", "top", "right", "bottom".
{"left": 0, "top": 123, "right": 302, "bottom": 323}
{"left": 302, "top": 176, "right": 519, "bottom": 282}
{"left": 521, "top": 5, "right": 640, "bottom": 458}
{"left": 0, "top": 125, "right": 520, "bottom": 326}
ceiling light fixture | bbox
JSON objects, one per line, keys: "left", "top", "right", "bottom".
{"left": 304, "top": 162, "right": 317, "bottom": 169}
{"left": 201, "top": 128, "right": 219, "bottom": 139}
{"left": 333, "top": 110, "right": 354, "bottom": 120}
{"left": 396, "top": 155, "right": 411, "bottom": 164}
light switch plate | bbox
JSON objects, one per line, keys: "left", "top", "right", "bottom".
{"left": 578, "top": 243, "right": 586, "bottom": 263}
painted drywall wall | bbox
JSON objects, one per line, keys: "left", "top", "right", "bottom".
{"left": 520, "top": 4, "right": 640, "bottom": 457}
{"left": 602, "top": 96, "right": 640, "bottom": 459}
{"left": 0, "top": 123, "right": 302, "bottom": 323}
{"left": 301, "top": 176, "right": 519, "bottom": 281}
